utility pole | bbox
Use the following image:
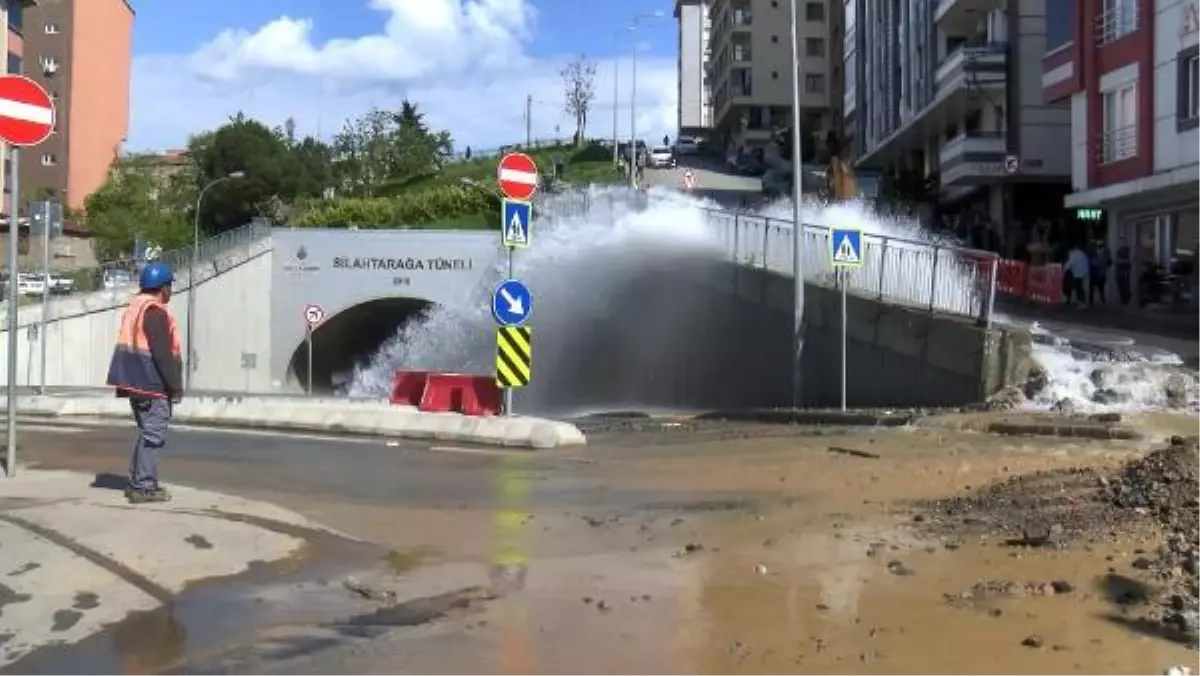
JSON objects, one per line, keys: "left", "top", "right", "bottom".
{"left": 629, "top": 42, "right": 638, "bottom": 188}
{"left": 611, "top": 58, "right": 620, "bottom": 166}
{"left": 525, "top": 94, "right": 532, "bottom": 146}
{"left": 788, "top": 0, "right": 806, "bottom": 411}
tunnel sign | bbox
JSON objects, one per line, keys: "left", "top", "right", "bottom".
{"left": 830, "top": 228, "right": 863, "bottom": 268}
{"left": 501, "top": 198, "right": 531, "bottom": 248}
{"left": 303, "top": 303, "right": 327, "bottom": 326}
{"left": 492, "top": 279, "right": 532, "bottom": 327}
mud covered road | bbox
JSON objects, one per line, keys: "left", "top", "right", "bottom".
{"left": 5, "top": 413, "right": 1198, "bottom": 674}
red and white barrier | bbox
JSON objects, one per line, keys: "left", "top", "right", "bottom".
{"left": 390, "top": 370, "right": 502, "bottom": 416}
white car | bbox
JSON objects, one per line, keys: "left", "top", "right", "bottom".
{"left": 102, "top": 269, "right": 135, "bottom": 290}
{"left": 648, "top": 147, "right": 675, "bottom": 168}
{"left": 17, "top": 274, "right": 45, "bottom": 297}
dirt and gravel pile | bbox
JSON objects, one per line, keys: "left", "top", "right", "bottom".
{"left": 918, "top": 465, "right": 1139, "bottom": 546}
{"left": 917, "top": 436, "right": 1199, "bottom": 644}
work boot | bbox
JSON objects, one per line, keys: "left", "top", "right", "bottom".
{"left": 125, "top": 486, "right": 171, "bottom": 504}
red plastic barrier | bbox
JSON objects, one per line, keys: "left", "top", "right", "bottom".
{"left": 390, "top": 370, "right": 431, "bottom": 407}
{"left": 417, "top": 373, "right": 503, "bottom": 416}
{"left": 996, "top": 259, "right": 1029, "bottom": 297}
{"left": 1026, "top": 263, "right": 1064, "bottom": 305}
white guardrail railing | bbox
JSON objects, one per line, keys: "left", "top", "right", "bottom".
{"left": 537, "top": 189, "right": 999, "bottom": 324}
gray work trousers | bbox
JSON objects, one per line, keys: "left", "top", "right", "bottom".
{"left": 129, "top": 397, "right": 171, "bottom": 490}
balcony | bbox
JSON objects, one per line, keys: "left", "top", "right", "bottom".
{"left": 936, "top": 43, "right": 1007, "bottom": 95}
{"left": 1095, "top": 2, "right": 1137, "bottom": 46}
{"left": 1097, "top": 124, "right": 1137, "bottom": 164}
{"left": 935, "top": 0, "right": 1003, "bottom": 28}
{"left": 939, "top": 131, "right": 1008, "bottom": 186}
{"left": 731, "top": 6, "right": 751, "bottom": 29}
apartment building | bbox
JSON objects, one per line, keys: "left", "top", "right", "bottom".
{"left": 675, "top": 0, "right": 713, "bottom": 138}
{"left": 706, "top": 0, "right": 842, "bottom": 164}
{"left": 19, "top": 0, "right": 134, "bottom": 210}
{"left": 1043, "top": 0, "right": 1198, "bottom": 297}
{"left": 844, "top": 0, "right": 1072, "bottom": 227}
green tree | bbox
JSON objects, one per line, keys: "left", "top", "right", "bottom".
{"left": 188, "top": 112, "right": 297, "bottom": 234}
{"left": 331, "top": 100, "right": 453, "bottom": 198}
{"left": 83, "top": 156, "right": 190, "bottom": 259}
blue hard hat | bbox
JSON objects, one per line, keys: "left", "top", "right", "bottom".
{"left": 139, "top": 261, "right": 174, "bottom": 290}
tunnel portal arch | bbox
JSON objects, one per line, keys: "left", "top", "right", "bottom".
{"left": 288, "top": 296, "right": 436, "bottom": 394}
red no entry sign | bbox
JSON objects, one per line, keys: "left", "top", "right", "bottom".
{"left": 0, "top": 75, "right": 54, "bottom": 147}
{"left": 497, "top": 152, "right": 539, "bottom": 201}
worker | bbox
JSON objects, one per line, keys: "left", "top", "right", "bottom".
{"left": 105, "top": 261, "right": 183, "bottom": 504}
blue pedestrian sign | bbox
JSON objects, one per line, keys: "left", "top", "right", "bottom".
{"left": 501, "top": 198, "right": 531, "bottom": 248}
{"left": 830, "top": 228, "right": 863, "bottom": 268}
{"left": 492, "top": 278, "right": 532, "bottom": 326}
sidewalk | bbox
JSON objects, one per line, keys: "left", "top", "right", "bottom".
{"left": 998, "top": 297, "right": 1199, "bottom": 359}
{"left": 0, "top": 468, "right": 342, "bottom": 669}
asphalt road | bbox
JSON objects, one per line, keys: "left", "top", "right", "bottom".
{"left": 4, "top": 417, "right": 840, "bottom": 676}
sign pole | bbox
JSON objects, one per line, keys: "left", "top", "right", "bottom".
{"left": 38, "top": 201, "right": 48, "bottom": 393}
{"left": 505, "top": 247, "right": 515, "bottom": 416}
{"left": 5, "top": 147, "right": 18, "bottom": 477}
{"left": 305, "top": 324, "right": 313, "bottom": 396}
{"left": 840, "top": 268, "right": 847, "bottom": 412}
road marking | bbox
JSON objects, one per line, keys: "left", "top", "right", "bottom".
{"left": 170, "top": 424, "right": 386, "bottom": 445}
{"left": 427, "top": 445, "right": 525, "bottom": 457}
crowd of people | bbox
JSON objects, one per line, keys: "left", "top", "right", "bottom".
{"left": 936, "top": 211, "right": 1195, "bottom": 309}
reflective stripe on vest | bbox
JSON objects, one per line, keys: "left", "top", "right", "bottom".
{"left": 106, "top": 294, "right": 180, "bottom": 397}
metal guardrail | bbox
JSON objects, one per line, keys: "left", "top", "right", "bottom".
{"left": 533, "top": 188, "right": 999, "bottom": 323}
{"left": 703, "top": 210, "right": 998, "bottom": 323}
{"left": 64, "top": 220, "right": 273, "bottom": 293}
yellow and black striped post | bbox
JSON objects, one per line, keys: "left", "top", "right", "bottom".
{"left": 495, "top": 326, "right": 532, "bottom": 389}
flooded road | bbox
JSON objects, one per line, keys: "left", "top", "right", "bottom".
{"left": 6, "top": 415, "right": 1196, "bottom": 674}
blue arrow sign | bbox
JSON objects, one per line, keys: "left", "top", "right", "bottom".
{"left": 492, "top": 278, "right": 532, "bottom": 326}
{"left": 501, "top": 199, "right": 531, "bottom": 248}
{"left": 830, "top": 228, "right": 863, "bottom": 268}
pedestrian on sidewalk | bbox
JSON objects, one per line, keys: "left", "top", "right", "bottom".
{"left": 1115, "top": 237, "right": 1133, "bottom": 305}
{"left": 1089, "top": 240, "right": 1112, "bottom": 305}
{"left": 105, "top": 262, "right": 183, "bottom": 504}
{"left": 1064, "top": 242, "right": 1090, "bottom": 306}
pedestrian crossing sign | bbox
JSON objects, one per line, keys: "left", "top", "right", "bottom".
{"left": 501, "top": 198, "right": 532, "bottom": 248}
{"left": 830, "top": 228, "right": 863, "bottom": 268}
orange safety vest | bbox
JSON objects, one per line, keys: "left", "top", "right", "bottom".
{"left": 105, "top": 293, "right": 181, "bottom": 398}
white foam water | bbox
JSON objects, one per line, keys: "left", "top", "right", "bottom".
{"left": 345, "top": 186, "right": 723, "bottom": 398}
{"left": 346, "top": 187, "right": 1194, "bottom": 414}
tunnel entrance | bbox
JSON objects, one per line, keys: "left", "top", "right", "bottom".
{"left": 288, "top": 297, "right": 435, "bottom": 394}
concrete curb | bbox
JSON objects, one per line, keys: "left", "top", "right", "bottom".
{"left": 696, "top": 408, "right": 917, "bottom": 427}
{"left": 12, "top": 396, "right": 587, "bottom": 449}
{"left": 985, "top": 421, "right": 1144, "bottom": 440}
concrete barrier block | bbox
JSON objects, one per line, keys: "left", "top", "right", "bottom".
{"left": 529, "top": 420, "right": 587, "bottom": 448}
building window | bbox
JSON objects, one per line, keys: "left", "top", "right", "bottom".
{"left": 43, "top": 23, "right": 60, "bottom": 35}
{"left": 1096, "top": 0, "right": 1137, "bottom": 46}
{"left": 806, "top": 37, "right": 824, "bottom": 57}
{"left": 805, "top": 73, "right": 825, "bottom": 94}
{"left": 805, "top": 2, "right": 825, "bottom": 21}
{"left": 6, "top": 0, "right": 22, "bottom": 32}
{"left": 6, "top": 51, "right": 19, "bottom": 75}
{"left": 40, "top": 154, "right": 56, "bottom": 166}
{"left": 1178, "top": 46, "right": 1199, "bottom": 132}
{"left": 1100, "top": 81, "right": 1138, "bottom": 163}
{"left": 1045, "top": 0, "right": 1074, "bottom": 51}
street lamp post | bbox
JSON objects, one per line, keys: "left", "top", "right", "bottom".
{"left": 628, "top": 11, "right": 664, "bottom": 188}
{"left": 185, "top": 170, "right": 245, "bottom": 391}
{"left": 788, "top": 0, "right": 806, "bottom": 410}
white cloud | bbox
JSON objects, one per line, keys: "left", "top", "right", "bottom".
{"left": 128, "top": 0, "right": 678, "bottom": 154}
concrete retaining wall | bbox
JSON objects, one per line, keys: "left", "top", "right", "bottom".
{"left": 0, "top": 248, "right": 274, "bottom": 391}
{"left": 532, "top": 256, "right": 1032, "bottom": 413}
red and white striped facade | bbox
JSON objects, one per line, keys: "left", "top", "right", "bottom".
{"left": 1042, "top": 0, "right": 1198, "bottom": 280}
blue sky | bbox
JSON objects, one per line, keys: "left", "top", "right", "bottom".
{"left": 127, "top": 0, "right": 679, "bottom": 152}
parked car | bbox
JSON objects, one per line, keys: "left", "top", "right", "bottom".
{"left": 48, "top": 273, "right": 75, "bottom": 295}
{"left": 648, "top": 146, "right": 675, "bottom": 168}
{"left": 674, "top": 136, "right": 700, "bottom": 156}
{"left": 102, "top": 269, "right": 135, "bottom": 290}
{"left": 17, "top": 274, "right": 45, "bottom": 297}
